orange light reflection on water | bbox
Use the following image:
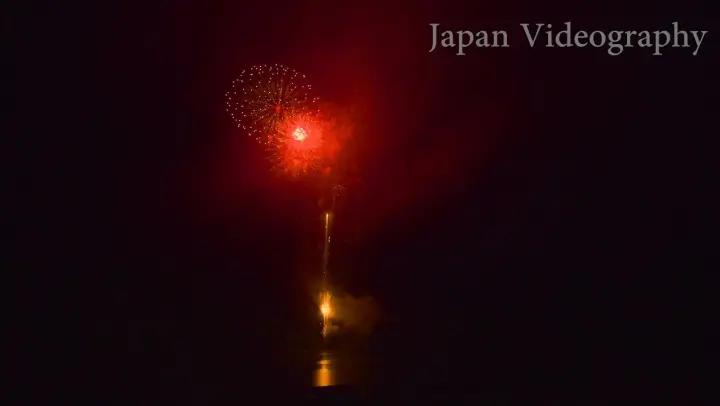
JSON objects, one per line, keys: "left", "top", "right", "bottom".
{"left": 313, "top": 352, "right": 335, "bottom": 387}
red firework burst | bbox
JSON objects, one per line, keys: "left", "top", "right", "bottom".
{"left": 270, "top": 113, "right": 325, "bottom": 175}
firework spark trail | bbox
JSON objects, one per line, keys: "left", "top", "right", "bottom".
{"left": 322, "top": 212, "right": 331, "bottom": 288}
{"left": 320, "top": 185, "right": 341, "bottom": 338}
{"left": 320, "top": 210, "right": 332, "bottom": 337}
{"left": 322, "top": 187, "right": 340, "bottom": 286}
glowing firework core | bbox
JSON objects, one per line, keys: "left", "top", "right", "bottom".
{"left": 320, "top": 291, "right": 332, "bottom": 337}
{"left": 293, "top": 127, "right": 308, "bottom": 141}
{"left": 321, "top": 302, "right": 331, "bottom": 317}
{"left": 320, "top": 291, "right": 332, "bottom": 317}
{"left": 270, "top": 113, "right": 324, "bottom": 175}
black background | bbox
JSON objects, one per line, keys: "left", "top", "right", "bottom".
{"left": 9, "top": 0, "right": 716, "bottom": 402}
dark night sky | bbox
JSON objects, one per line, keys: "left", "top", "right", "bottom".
{"left": 10, "top": 0, "right": 716, "bottom": 401}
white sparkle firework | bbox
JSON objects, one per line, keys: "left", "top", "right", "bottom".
{"left": 225, "top": 64, "right": 319, "bottom": 144}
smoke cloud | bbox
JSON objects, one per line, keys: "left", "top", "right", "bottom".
{"left": 329, "top": 292, "right": 379, "bottom": 336}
